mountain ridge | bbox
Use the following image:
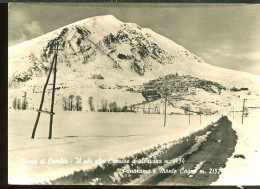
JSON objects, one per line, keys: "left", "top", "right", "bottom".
{"left": 9, "top": 15, "right": 259, "bottom": 87}
{"left": 8, "top": 15, "right": 260, "bottom": 113}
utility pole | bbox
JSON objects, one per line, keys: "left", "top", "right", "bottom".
{"left": 164, "top": 94, "right": 167, "bottom": 127}
{"left": 22, "top": 92, "right": 27, "bottom": 110}
{"left": 184, "top": 107, "right": 191, "bottom": 125}
{"left": 162, "top": 94, "right": 185, "bottom": 127}
{"left": 96, "top": 85, "right": 98, "bottom": 112}
{"left": 198, "top": 109, "right": 202, "bottom": 125}
{"left": 242, "top": 99, "right": 247, "bottom": 124}
{"left": 49, "top": 46, "right": 58, "bottom": 139}
{"left": 188, "top": 108, "right": 191, "bottom": 125}
{"left": 22, "top": 92, "right": 27, "bottom": 100}
{"left": 230, "top": 107, "right": 235, "bottom": 120}
{"left": 31, "top": 41, "right": 60, "bottom": 139}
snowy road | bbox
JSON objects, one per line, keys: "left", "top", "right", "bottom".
{"left": 157, "top": 116, "right": 237, "bottom": 185}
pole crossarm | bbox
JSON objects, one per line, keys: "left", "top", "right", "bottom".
{"left": 36, "top": 110, "right": 55, "bottom": 115}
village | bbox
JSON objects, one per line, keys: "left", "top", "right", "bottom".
{"left": 129, "top": 73, "right": 228, "bottom": 115}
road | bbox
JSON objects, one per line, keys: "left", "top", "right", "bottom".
{"left": 134, "top": 116, "right": 237, "bottom": 185}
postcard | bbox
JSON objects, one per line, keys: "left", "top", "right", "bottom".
{"left": 8, "top": 3, "right": 260, "bottom": 185}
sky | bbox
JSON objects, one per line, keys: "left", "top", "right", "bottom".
{"left": 8, "top": 3, "right": 260, "bottom": 75}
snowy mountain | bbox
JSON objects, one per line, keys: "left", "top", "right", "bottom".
{"left": 8, "top": 15, "right": 260, "bottom": 113}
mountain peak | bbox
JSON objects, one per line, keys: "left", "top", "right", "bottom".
{"left": 9, "top": 14, "right": 258, "bottom": 91}
{"left": 66, "top": 14, "right": 123, "bottom": 29}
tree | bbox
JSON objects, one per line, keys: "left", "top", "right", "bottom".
{"left": 129, "top": 105, "right": 133, "bottom": 112}
{"left": 68, "top": 95, "right": 74, "bottom": 111}
{"left": 109, "top": 102, "right": 113, "bottom": 112}
{"left": 109, "top": 101, "right": 118, "bottom": 112}
{"left": 62, "top": 97, "right": 68, "bottom": 111}
{"left": 101, "top": 99, "right": 108, "bottom": 112}
{"left": 17, "top": 98, "right": 21, "bottom": 110}
{"left": 88, "top": 96, "right": 95, "bottom": 112}
{"left": 75, "top": 96, "right": 82, "bottom": 111}
{"left": 184, "top": 104, "right": 191, "bottom": 115}
{"left": 121, "top": 106, "right": 127, "bottom": 112}
{"left": 22, "top": 98, "right": 28, "bottom": 110}
{"left": 13, "top": 97, "right": 17, "bottom": 110}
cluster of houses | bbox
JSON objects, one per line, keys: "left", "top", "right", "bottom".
{"left": 140, "top": 74, "right": 225, "bottom": 99}
{"left": 130, "top": 74, "right": 226, "bottom": 115}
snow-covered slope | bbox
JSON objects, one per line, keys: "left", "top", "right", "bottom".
{"left": 8, "top": 15, "right": 260, "bottom": 112}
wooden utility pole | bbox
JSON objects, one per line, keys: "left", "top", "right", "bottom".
{"left": 184, "top": 107, "right": 192, "bottom": 125}
{"left": 96, "top": 85, "right": 99, "bottom": 112}
{"left": 22, "top": 92, "right": 27, "bottom": 99}
{"left": 188, "top": 109, "right": 191, "bottom": 125}
{"left": 230, "top": 107, "right": 245, "bottom": 121}
{"left": 242, "top": 99, "right": 247, "bottom": 124}
{"left": 162, "top": 94, "right": 185, "bottom": 127}
{"left": 31, "top": 41, "right": 59, "bottom": 139}
{"left": 198, "top": 110, "right": 202, "bottom": 125}
{"left": 22, "top": 92, "right": 27, "bottom": 110}
{"left": 230, "top": 107, "right": 235, "bottom": 120}
{"left": 164, "top": 95, "right": 167, "bottom": 127}
{"left": 49, "top": 46, "right": 58, "bottom": 139}
{"left": 233, "top": 107, "right": 235, "bottom": 120}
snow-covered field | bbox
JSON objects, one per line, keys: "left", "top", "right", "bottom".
{"left": 213, "top": 108, "right": 260, "bottom": 186}
{"left": 8, "top": 110, "right": 219, "bottom": 184}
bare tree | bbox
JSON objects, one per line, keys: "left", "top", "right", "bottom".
{"left": 13, "top": 97, "right": 17, "bottom": 110}
{"left": 88, "top": 96, "right": 95, "bottom": 112}
{"left": 101, "top": 99, "right": 108, "bottom": 112}
{"left": 68, "top": 95, "right": 74, "bottom": 111}
{"left": 22, "top": 98, "right": 28, "bottom": 110}
{"left": 17, "top": 98, "right": 21, "bottom": 110}
{"left": 62, "top": 97, "right": 68, "bottom": 111}
{"left": 75, "top": 96, "right": 82, "bottom": 111}
{"left": 109, "top": 102, "right": 113, "bottom": 112}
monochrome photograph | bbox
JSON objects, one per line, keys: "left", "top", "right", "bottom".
{"left": 8, "top": 3, "right": 260, "bottom": 185}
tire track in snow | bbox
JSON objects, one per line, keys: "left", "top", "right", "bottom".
{"left": 147, "top": 116, "right": 237, "bottom": 185}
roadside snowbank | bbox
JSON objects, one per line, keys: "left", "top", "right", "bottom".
{"left": 213, "top": 109, "right": 260, "bottom": 185}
